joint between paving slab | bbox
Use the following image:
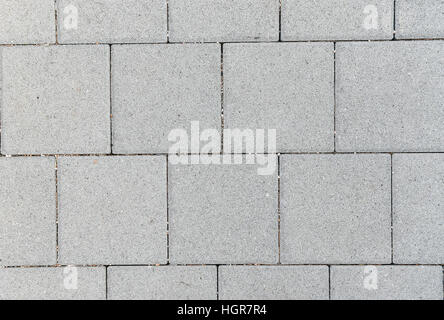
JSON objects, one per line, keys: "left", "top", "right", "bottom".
{"left": 390, "top": 153, "right": 394, "bottom": 264}
{"left": 55, "top": 156, "right": 59, "bottom": 265}
{"left": 105, "top": 266, "right": 109, "bottom": 300}
{"left": 216, "top": 265, "right": 219, "bottom": 300}
{"left": 220, "top": 43, "right": 224, "bottom": 153}
{"left": 54, "top": 0, "right": 59, "bottom": 44}
{"left": 277, "top": 154, "right": 281, "bottom": 264}
{"left": 278, "top": 0, "right": 282, "bottom": 42}
{"left": 166, "top": 0, "right": 170, "bottom": 43}
{"left": 109, "top": 45, "right": 113, "bottom": 154}
{"left": 166, "top": 155, "right": 170, "bottom": 264}
{"left": 333, "top": 42, "right": 337, "bottom": 152}
{"left": 328, "top": 265, "right": 331, "bottom": 300}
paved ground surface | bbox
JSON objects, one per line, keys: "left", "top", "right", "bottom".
{"left": 0, "top": 0, "right": 443, "bottom": 300}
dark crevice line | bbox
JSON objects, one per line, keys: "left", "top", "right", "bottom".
{"left": 166, "top": 0, "right": 170, "bottom": 43}
{"left": 55, "top": 156, "right": 59, "bottom": 265}
{"left": 278, "top": 0, "right": 282, "bottom": 41}
{"left": 216, "top": 265, "right": 219, "bottom": 300}
{"left": 220, "top": 44, "right": 224, "bottom": 153}
{"left": 333, "top": 42, "right": 337, "bottom": 152}
{"left": 277, "top": 154, "right": 281, "bottom": 264}
{"left": 393, "top": 0, "right": 397, "bottom": 40}
{"left": 328, "top": 265, "right": 331, "bottom": 300}
{"left": 166, "top": 155, "right": 170, "bottom": 264}
{"left": 54, "top": 0, "right": 59, "bottom": 44}
{"left": 109, "top": 45, "right": 113, "bottom": 154}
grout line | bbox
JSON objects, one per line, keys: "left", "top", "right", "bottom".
{"left": 2, "top": 38, "right": 444, "bottom": 47}
{"left": 220, "top": 44, "right": 224, "bottom": 153}
{"left": 105, "top": 266, "right": 108, "bottom": 300}
{"left": 166, "top": 0, "right": 170, "bottom": 43}
{"left": 277, "top": 154, "right": 281, "bottom": 264}
{"left": 328, "top": 265, "right": 331, "bottom": 300}
{"left": 54, "top": 0, "right": 58, "bottom": 44}
{"left": 391, "top": 153, "right": 394, "bottom": 264}
{"left": 3, "top": 263, "right": 443, "bottom": 269}
{"left": 393, "top": 0, "right": 397, "bottom": 40}
{"left": 278, "top": 0, "right": 282, "bottom": 41}
{"left": 216, "top": 265, "right": 219, "bottom": 300}
{"left": 109, "top": 45, "right": 113, "bottom": 154}
{"left": 333, "top": 42, "right": 337, "bottom": 152}
{"left": 55, "top": 156, "right": 59, "bottom": 265}
{"left": 1, "top": 151, "right": 444, "bottom": 158}
{"left": 166, "top": 155, "right": 170, "bottom": 264}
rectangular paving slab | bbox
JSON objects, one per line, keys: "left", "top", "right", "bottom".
{"left": 111, "top": 44, "right": 221, "bottom": 154}
{"left": 331, "top": 266, "right": 443, "bottom": 300}
{"left": 282, "top": 0, "right": 394, "bottom": 41}
{"left": 396, "top": 0, "right": 444, "bottom": 39}
{"left": 336, "top": 41, "right": 444, "bottom": 152}
{"left": 108, "top": 266, "right": 217, "bottom": 300}
{"left": 219, "top": 266, "right": 329, "bottom": 300}
{"left": 0, "top": 267, "right": 106, "bottom": 300}
{"left": 0, "top": 157, "right": 56, "bottom": 266}
{"left": 281, "top": 154, "right": 391, "bottom": 264}
{"left": 0, "top": 0, "right": 55, "bottom": 44}
{"left": 1, "top": 45, "right": 110, "bottom": 155}
{"left": 169, "top": 160, "right": 278, "bottom": 264}
{"left": 169, "top": 0, "right": 279, "bottom": 42}
{"left": 57, "top": 0, "right": 167, "bottom": 43}
{"left": 58, "top": 156, "right": 167, "bottom": 265}
{"left": 393, "top": 153, "right": 444, "bottom": 264}
{"left": 224, "top": 43, "right": 334, "bottom": 153}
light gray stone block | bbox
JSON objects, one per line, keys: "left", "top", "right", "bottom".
{"left": 282, "top": 0, "right": 394, "bottom": 41}
{"left": 112, "top": 44, "right": 221, "bottom": 154}
{"left": 0, "top": 157, "right": 56, "bottom": 266}
{"left": 393, "top": 154, "right": 444, "bottom": 264}
{"left": 224, "top": 43, "right": 334, "bottom": 153}
{"left": 0, "top": 267, "right": 106, "bottom": 300}
{"left": 281, "top": 154, "right": 391, "bottom": 264}
{"left": 331, "top": 266, "right": 443, "bottom": 300}
{"left": 169, "top": 0, "right": 279, "bottom": 42}
{"left": 0, "top": 0, "right": 55, "bottom": 44}
{"left": 169, "top": 160, "right": 278, "bottom": 264}
{"left": 396, "top": 0, "right": 444, "bottom": 39}
{"left": 219, "top": 266, "right": 329, "bottom": 300}
{"left": 336, "top": 41, "right": 444, "bottom": 152}
{"left": 108, "top": 266, "right": 217, "bottom": 300}
{"left": 1, "top": 45, "right": 110, "bottom": 155}
{"left": 57, "top": 0, "right": 167, "bottom": 44}
{"left": 58, "top": 156, "right": 167, "bottom": 265}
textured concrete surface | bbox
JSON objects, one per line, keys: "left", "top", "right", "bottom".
{"left": 393, "top": 154, "right": 444, "bottom": 264}
{"left": 282, "top": 0, "right": 394, "bottom": 41}
{"left": 169, "top": 161, "right": 278, "bottom": 264}
{"left": 0, "top": 157, "right": 56, "bottom": 266}
{"left": 0, "top": 0, "right": 55, "bottom": 44}
{"left": 57, "top": 0, "right": 167, "bottom": 44}
{"left": 219, "top": 266, "right": 329, "bottom": 300}
{"left": 281, "top": 154, "right": 392, "bottom": 264}
{"left": 108, "top": 266, "right": 217, "bottom": 300}
{"left": 336, "top": 41, "right": 444, "bottom": 152}
{"left": 169, "top": 0, "right": 279, "bottom": 42}
{"left": 1, "top": 45, "right": 110, "bottom": 155}
{"left": 224, "top": 43, "right": 334, "bottom": 152}
{"left": 331, "top": 266, "right": 443, "bottom": 300}
{"left": 58, "top": 156, "right": 167, "bottom": 265}
{"left": 396, "top": 0, "right": 444, "bottom": 39}
{"left": 112, "top": 44, "right": 220, "bottom": 153}
{"left": 0, "top": 1, "right": 443, "bottom": 301}
{"left": 0, "top": 267, "right": 106, "bottom": 300}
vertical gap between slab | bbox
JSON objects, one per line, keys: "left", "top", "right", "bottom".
{"left": 277, "top": 154, "right": 281, "bottom": 264}
{"left": 109, "top": 45, "right": 113, "bottom": 154}
{"left": 55, "top": 156, "right": 59, "bottom": 265}
{"left": 328, "top": 265, "right": 331, "bottom": 300}
{"left": 333, "top": 42, "right": 337, "bottom": 152}
{"left": 54, "top": 0, "right": 59, "bottom": 44}
{"left": 216, "top": 265, "right": 219, "bottom": 300}
{"left": 390, "top": 153, "right": 394, "bottom": 264}
{"left": 105, "top": 266, "right": 108, "bottom": 300}
{"left": 278, "top": 0, "right": 282, "bottom": 41}
{"left": 393, "top": 0, "right": 397, "bottom": 40}
{"left": 166, "top": 0, "right": 170, "bottom": 43}
{"left": 220, "top": 44, "right": 224, "bottom": 153}
{"left": 166, "top": 155, "right": 170, "bottom": 264}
